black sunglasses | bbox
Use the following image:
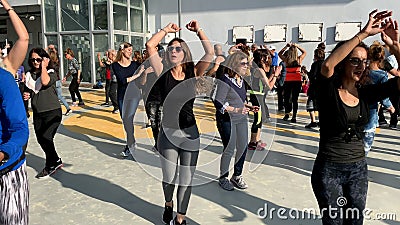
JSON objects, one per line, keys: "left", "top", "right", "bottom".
{"left": 30, "top": 58, "right": 43, "bottom": 63}
{"left": 167, "top": 46, "right": 183, "bottom": 53}
{"left": 348, "top": 58, "right": 370, "bottom": 67}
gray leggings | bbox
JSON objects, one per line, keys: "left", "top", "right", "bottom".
{"left": 158, "top": 125, "right": 200, "bottom": 215}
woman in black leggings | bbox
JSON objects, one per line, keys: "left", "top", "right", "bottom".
{"left": 312, "top": 10, "right": 400, "bottom": 225}
{"left": 146, "top": 20, "right": 213, "bottom": 225}
{"left": 278, "top": 43, "right": 306, "bottom": 122}
{"left": 63, "top": 48, "right": 84, "bottom": 106}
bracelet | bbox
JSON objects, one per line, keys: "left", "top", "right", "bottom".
{"left": 161, "top": 28, "right": 168, "bottom": 36}
{"left": 355, "top": 34, "right": 362, "bottom": 44}
{"left": 6, "top": 8, "right": 14, "bottom": 12}
{"left": 196, "top": 28, "right": 203, "bottom": 36}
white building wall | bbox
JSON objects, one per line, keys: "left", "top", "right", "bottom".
{"left": 148, "top": 0, "right": 400, "bottom": 67}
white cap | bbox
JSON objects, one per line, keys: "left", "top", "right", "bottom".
{"left": 269, "top": 45, "right": 276, "bottom": 50}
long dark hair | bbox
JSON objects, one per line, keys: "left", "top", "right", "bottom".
{"left": 28, "top": 48, "right": 52, "bottom": 73}
{"left": 253, "top": 49, "right": 271, "bottom": 69}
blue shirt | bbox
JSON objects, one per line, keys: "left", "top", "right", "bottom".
{"left": 0, "top": 68, "right": 29, "bottom": 172}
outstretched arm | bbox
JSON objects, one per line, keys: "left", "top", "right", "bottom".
{"left": 1, "top": 0, "right": 29, "bottom": 75}
{"left": 381, "top": 17, "right": 400, "bottom": 90}
{"left": 321, "top": 9, "right": 392, "bottom": 78}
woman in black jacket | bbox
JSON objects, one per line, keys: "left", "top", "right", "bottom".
{"left": 311, "top": 10, "right": 400, "bottom": 225}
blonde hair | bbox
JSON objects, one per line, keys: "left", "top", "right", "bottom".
{"left": 64, "top": 48, "right": 74, "bottom": 58}
{"left": 222, "top": 51, "right": 248, "bottom": 78}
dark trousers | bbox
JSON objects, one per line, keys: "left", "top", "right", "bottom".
{"left": 283, "top": 81, "right": 302, "bottom": 116}
{"left": 69, "top": 76, "right": 83, "bottom": 103}
{"left": 104, "top": 79, "right": 111, "bottom": 103}
{"left": 276, "top": 85, "right": 284, "bottom": 110}
{"left": 109, "top": 82, "right": 118, "bottom": 110}
{"left": 389, "top": 95, "right": 399, "bottom": 126}
{"left": 311, "top": 159, "right": 368, "bottom": 225}
{"left": 33, "top": 108, "right": 62, "bottom": 167}
{"left": 250, "top": 94, "right": 264, "bottom": 133}
{"left": 19, "top": 82, "right": 29, "bottom": 113}
{"left": 145, "top": 101, "right": 162, "bottom": 146}
{"left": 216, "top": 116, "right": 247, "bottom": 178}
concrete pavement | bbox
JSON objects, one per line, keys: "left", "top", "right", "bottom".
{"left": 26, "top": 88, "right": 400, "bottom": 225}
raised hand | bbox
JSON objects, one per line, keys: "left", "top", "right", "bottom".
{"left": 163, "top": 23, "right": 181, "bottom": 33}
{"left": 381, "top": 18, "right": 399, "bottom": 46}
{"left": 42, "top": 57, "right": 50, "bottom": 69}
{"left": 361, "top": 9, "right": 392, "bottom": 36}
{"left": 185, "top": 20, "right": 200, "bottom": 33}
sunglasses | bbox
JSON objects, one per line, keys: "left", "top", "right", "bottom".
{"left": 348, "top": 58, "right": 370, "bottom": 67}
{"left": 30, "top": 58, "right": 43, "bottom": 63}
{"left": 240, "top": 62, "right": 249, "bottom": 66}
{"left": 167, "top": 46, "right": 183, "bottom": 53}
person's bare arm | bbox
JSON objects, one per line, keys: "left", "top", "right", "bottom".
{"left": 381, "top": 17, "right": 400, "bottom": 89}
{"left": 97, "top": 53, "right": 105, "bottom": 67}
{"left": 40, "top": 58, "right": 51, "bottom": 86}
{"left": 278, "top": 43, "right": 290, "bottom": 61}
{"left": 1, "top": 0, "right": 29, "bottom": 75}
{"left": 321, "top": 10, "right": 392, "bottom": 78}
{"left": 294, "top": 43, "right": 307, "bottom": 65}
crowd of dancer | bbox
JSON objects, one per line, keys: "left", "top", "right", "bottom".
{"left": 0, "top": 1, "right": 399, "bottom": 224}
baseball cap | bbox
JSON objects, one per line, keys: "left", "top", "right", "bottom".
{"left": 269, "top": 45, "right": 276, "bottom": 50}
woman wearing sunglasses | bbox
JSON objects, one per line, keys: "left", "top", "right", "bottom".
{"left": 312, "top": 10, "right": 400, "bottom": 224}
{"left": 24, "top": 48, "right": 63, "bottom": 179}
{"left": 146, "top": 20, "right": 213, "bottom": 225}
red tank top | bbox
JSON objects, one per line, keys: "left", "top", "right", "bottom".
{"left": 285, "top": 66, "right": 302, "bottom": 82}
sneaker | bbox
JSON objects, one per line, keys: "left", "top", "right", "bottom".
{"left": 379, "top": 120, "right": 388, "bottom": 126}
{"left": 36, "top": 158, "right": 63, "bottom": 179}
{"left": 230, "top": 175, "right": 248, "bottom": 189}
{"left": 283, "top": 114, "right": 289, "bottom": 121}
{"left": 255, "top": 141, "right": 267, "bottom": 151}
{"left": 219, "top": 177, "right": 234, "bottom": 191}
{"left": 247, "top": 142, "right": 257, "bottom": 150}
{"left": 64, "top": 108, "right": 72, "bottom": 116}
{"left": 112, "top": 109, "right": 119, "bottom": 114}
{"left": 162, "top": 204, "right": 173, "bottom": 224}
{"left": 389, "top": 124, "right": 397, "bottom": 130}
{"left": 101, "top": 102, "right": 110, "bottom": 107}
{"left": 120, "top": 145, "right": 131, "bottom": 157}
{"left": 305, "top": 122, "right": 318, "bottom": 129}
{"left": 290, "top": 118, "right": 297, "bottom": 123}
{"left": 78, "top": 102, "right": 85, "bottom": 106}
{"left": 170, "top": 217, "right": 186, "bottom": 225}
{"left": 72, "top": 102, "right": 78, "bottom": 106}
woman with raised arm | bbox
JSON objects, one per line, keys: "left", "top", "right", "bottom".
{"left": 311, "top": 10, "right": 400, "bottom": 225}
{"left": 146, "top": 20, "right": 213, "bottom": 225}
{"left": 0, "top": 1, "right": 30, "bottom": 224}
{"left": 278, "top": 42, "right": 306, "bottom": 123}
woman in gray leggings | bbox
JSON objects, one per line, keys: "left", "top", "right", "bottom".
{"left": 146, "top": 20, "right": 212, "bottom": 225}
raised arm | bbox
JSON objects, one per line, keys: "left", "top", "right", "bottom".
{"left": 321, "top": 9, "right": 392, "bottom": 78}
{"left": 146, "top": 23, "right": 180, "bottom": 76}
{"left": 278, "top": 43, "right": 291, "bottom": 62}
{"left": 381, "top": 17, "right": 400, "bottom": 90}
{"left": 1, "top": 0, "right": 29, "bottom": 75}
{"left": 185, "top": 20, "right": 214, "bottom": 76}
{"left": 293, "top": 43, "right": 307, "bottom": 65}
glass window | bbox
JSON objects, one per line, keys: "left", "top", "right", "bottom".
{"left": 130, "top": 0, "right": 142, "bottom": 8}
{"left": 114, "top": 34, "right": 129, "bottom": 50}
{"left": 44, "top": 0, "right": 57, "bottom": 32}
{"left": 113, "top": 4, "right": 128, "bottom": 31}
{"left": 130, "top": 8, "right": 143, "bottom": 33}
{"left": 62, "top": 34, "right": 91, "bottom": 82}
{"left": 114, "top": 0, "right": 127, "bottom": 4}
{"left": 93, "top": 0, "right": 108, "bottom": 30}
{"left": 131, "top": 36, "right": 144, "bottom": 52}
{"left": 61, "top": 0, "right": 89, "bottom": 31}
{"left": 46, "top": 35, "right": 58, "bottom": 49}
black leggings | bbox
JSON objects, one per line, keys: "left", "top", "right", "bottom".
{"left": 69, "top": 75, "right": 83, "bottom": 103}
{"left": 145, "top": 101, "right": 162, "bottom": 145}
{"left": 249, "top": 94, "right": 265, "bottom": 133}
{"left": 283, "top": 81, "right": 302, "bottom": 116}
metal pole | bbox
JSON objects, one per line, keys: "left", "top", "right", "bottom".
{"left": 178, "top": 0, "right": 181, "bottom": 37}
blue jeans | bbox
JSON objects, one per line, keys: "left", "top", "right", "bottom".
{"left": 216, "top": 115, "right": 248, "bottom": 178}
{"left": 121, "top": 82, "right": 141, "bottom": 149}
{"left": 56, "top": 80, "right": 70, "bottom": 110}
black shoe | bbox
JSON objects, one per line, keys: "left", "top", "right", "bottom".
{"left": 36, "top": 158, "right": 63, "bottom": 179}
{"left": 78, "top": 102, "right": 85, "bottom": 106}
{"left": 278, "top": 107, "right": 284, "bottom": 112}
{"left": 64, "top": 108, "right": 72, "bottom": 116}
{"left": 305, "top": 122, "right": 318, "bottom": 128}
{"left": 162, "top": 204, "right": 173, "bottom": 224}
{"left": 170, "top": 217, "right": 186, "bottom": 225}
{"left": 389, "top": 124, "right": 397, "bottom": 130}
{"left": 283, "top": 114, "right": 289, "bottom": 121}
{"left": 101, "top": 102, "right": 110, "bottom": 107}
{"left": 290, "top": 118, "right": 297, "bottom": 123}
